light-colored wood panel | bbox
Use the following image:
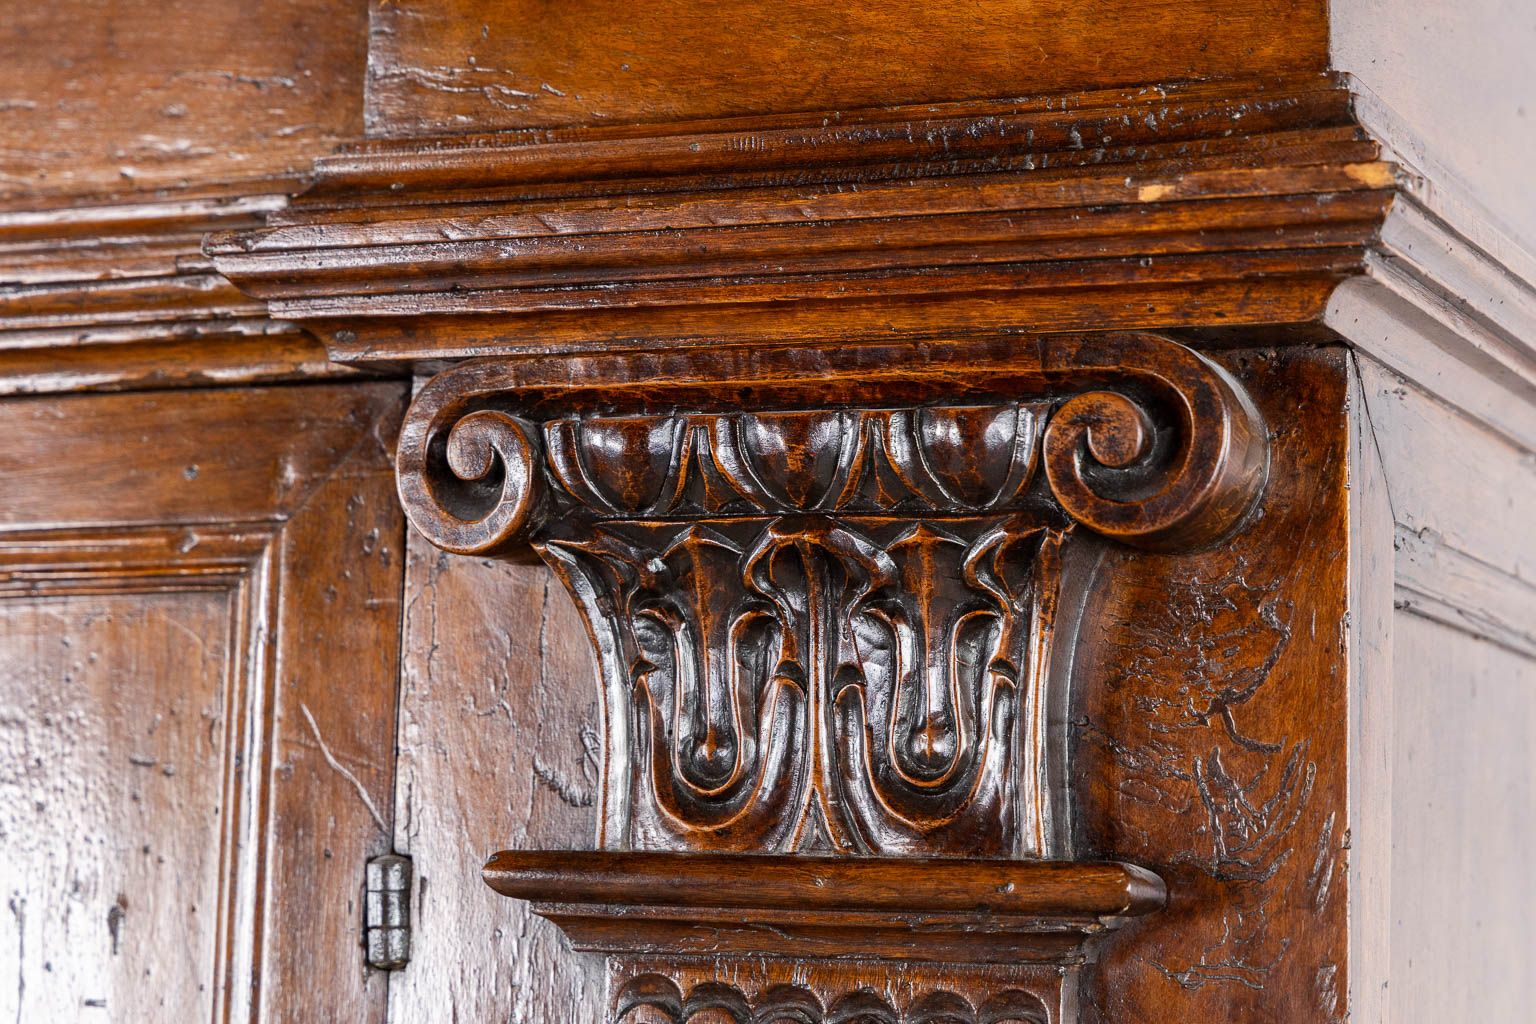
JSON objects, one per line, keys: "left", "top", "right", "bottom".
{"left": 367, "top": 0, "right": 1327, "bottom": 137}
{"left": 1356, "top": 356, "right": 1536, "bottom": 586}
{"left": 0, "top": 590, "right": 233, "bottom": 1021}
{"left": 389, "top": 538, "right": 604, "bottom": 1022}
{"left": 1346, "top": 362, "right": 1395, "bottom": 1024}
{"left": 1388, "top": 615, "right": 1536, "bottom": 1023}
{"left": 1394, "top": 522, "right": 1536, "bottom": 659}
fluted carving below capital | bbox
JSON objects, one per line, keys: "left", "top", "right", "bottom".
{"left": 613, "top": 974, "right": 1051, "bottom": 1024}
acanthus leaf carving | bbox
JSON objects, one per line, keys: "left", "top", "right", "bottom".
{"left": 395, "top": 333, "right": 1255, "bottom": 1021}
{"left": 395, "top": 334, "right": 1267, "bottom": 859}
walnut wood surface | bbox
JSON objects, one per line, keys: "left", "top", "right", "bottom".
{"left": 0, "top": 197, "right": 369, "bottom": 396}
{"left": 609, "top": 959, "right": 1076, "bottom": 1024}
{"left": 395, "top": 334, "right": 1268, "bottom": 555}
{"left": 207, "top": 75, "right": 1393, "bottom": 362}
{"left": 484, "top": 851, "right": 1161, "bottom": 972}
{"left": 1, "top": 0, "right": 1523, "bottom": 1019}
{"left": 484, "top": 850, "right": 1165, "bottom": 918}
{"left": 390, "top": 332, "right": 1291, "bottom": 1019}
{"left": 485, "top": 852, "right": 1161, "bottom": 1021}
{"left": 390, "top": 547, "right": 607, "bottom": 1020}
{"left": 0, "top": 382, "right": 406, "bottom": 1022}
{"left": 365, "top": 0, "right": 1327, "bottom": 136}
{"left": 0, "top": 586, "right": 235, "bottom": 1021}
{"left": 1077, "top": 346, "right": 1356, "bottom": 1022}
{"left": 0, "top": 0, "right": 367, "bottom": 202}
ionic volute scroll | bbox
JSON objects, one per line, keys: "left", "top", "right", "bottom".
{"left": 393, "top": 333, "right": 1266, "bottom": 1023}
{"left": 397, "top": 333, "right": 1267, "bottom": 559}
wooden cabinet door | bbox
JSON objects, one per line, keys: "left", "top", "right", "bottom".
{"left": 0, "top": 382, "right": 406, "bottom": 1023}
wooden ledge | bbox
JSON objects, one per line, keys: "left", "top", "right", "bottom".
{"left": 0, "top": 192, "right": 360, "bottom": 396}
{"left": 204, "top": 74, "right": 1397, "bottom": 363}
{"left": 483, "top": 851, "right": 1165, "bottom": 965}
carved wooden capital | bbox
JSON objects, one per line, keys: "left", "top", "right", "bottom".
{"left": 393, "top": 332, "right": 1267, "bottom": 1022}
{"left": 398, "top": 332, "right": 1267, "bottom": 555}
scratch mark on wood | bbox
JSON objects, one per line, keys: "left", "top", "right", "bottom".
{"left": 8, "top": 896, "right": 23, "bottom": 1024}
{"left": 531, "top": 724, "right": 601, "bottom": 808}
{"left": 299, "top": 702, "right": 386, "bottom": 831}
{"left": 1315, "top": 963, "right": 1339, "bottom": 1017}
{"left": 1144, "top": 896, "right": 1288, "bottom": 991}
{"left": 1308, "top": 811, "right": 1337, "bottom": 913}
{"left": 106, "top": 898, "right": 125, "bottom": 957}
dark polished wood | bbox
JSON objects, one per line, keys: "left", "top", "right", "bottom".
{"left": 365, "top": 0, "right": 1327, "bottom": 135}
{"left": 2, "top": 0, "right": 1530, "bottom": 1020}
{"left": 208, "top": 74, "right": 1393, "bottom": 360}
{"left": 484, "top": 850, "right": 1163, "bottom": 958}
{"left": 485, "top": 850, "right": 1162, "bottom": 1019}
{"left": 386, "top": 332, "right": 1287, "bottom": 1020}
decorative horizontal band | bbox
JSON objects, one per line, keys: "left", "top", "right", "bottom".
{"left": 484, "top": 850, "right": 1165, "bottom": 918}
{"left": 395, "top": 333, "right": 1268, "bottom": 554}
{"left": 485, "top": 850, "right": 1163, "bottom": 966}
{"left": 200, "top": 74, "right": 1395, "bottom": 359}
{"left": 300, "top": 74, "right": 1357, "bottom": 199}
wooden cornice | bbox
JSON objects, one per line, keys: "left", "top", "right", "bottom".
{"left": 205, "top": 74, "right": 1397, "bottom": 363}
{"left": 0, "top": 193, "right": 367, "bottom": 395}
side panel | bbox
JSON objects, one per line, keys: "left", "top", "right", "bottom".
{"left": 388, "top": 541, "right": 605, "bottom": 1021}
{"left": 1358, "top": 356, "right": 1536, "bottom": 1023}
{"left": 0, "top": 382, "right": 407, "bottom": 1024}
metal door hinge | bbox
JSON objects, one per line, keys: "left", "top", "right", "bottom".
{"left": 365, "top": 854, "right": 412, "bottom": 970}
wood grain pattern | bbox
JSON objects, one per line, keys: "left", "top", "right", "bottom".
{"left": 483, "top": 851, "right": 1162, "bottom": 1021}
{"left": 0, "top": 381, "right": 407, "bottom": 1023}
{"left": 1383, "top": 617, "right": 1536, "bottom": 1023}
{"left": 0, "top": 588, "right": 235, "bottom": 1021}
{"left": 389, "top": 540, "right": 605, "bottom": 1022}
{"left": 0, "top": 196, "right": 369, "bottom": 397}
{"left": 0, "top": 384, "right": 401, "bottom": 530}
{"left": 365, "top": 0, "right": 1327, "bottom": 136}
{"left": 391, "top": 333, "right": 1296, "bottom": 1021}
{"left": 0, "top": 1, "right": 1527, "bottom": 1018}
{"left": 208, "top": 75, "right": 1393, "bottom": 362}
{"left": 484, "top": 850, "right": 1163, "bottom": 964}
{"left": 1077, "top": 346, "right": 1355, "bottom": 1023}
{"left": 0, "top": 0, "right": 367, "bottom": 201}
